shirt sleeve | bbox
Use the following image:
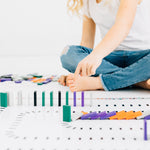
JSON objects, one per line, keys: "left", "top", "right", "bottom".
{"left": 82, "top": 0, "right": 91, "bottom": 18}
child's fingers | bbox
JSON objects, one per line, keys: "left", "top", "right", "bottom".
{"left": 91, "top": 66, "right": 96, "bottom": 75}
{"left": 60, "top": 81, "right": 65, "bottom": 86}
{"left": 58, "top": 78, "right": 60, "bottom": 82}
{"left": 68, "top": 80, "right": 73, "bottom": 84}
{"left": 87, "top": 64, "right": 91, "bottom": 76}
{"left": 75, "top": 65, "right": 81, "bottom": 77}
{"left": 62, "top": 76, "right": 66, "bottom": 86}
{"left": 88, "top": 65, "right": 92, "bottom": 76}
{"left": 58, "top": 76, "right": 65, "bottom": 86}
{"left": 82, "top": 65, "right": 87, "bottom": 76}
{"left": 66, "top": 76, "right": 69, "bottom": 86}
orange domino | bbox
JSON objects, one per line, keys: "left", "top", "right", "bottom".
{"left": 37, "top": 79, "right": 46, "bottom": 83}
{"left": 109, "top": 111, "right": 126, "bottom": 120}
{"left": 135, "top": 111, "right": 142, "bottom": 117}
{"left": 117, "top": 111, "right": 134, "bottom": 120}
{"left": 126, "top": 111, "right": 142, "bottom": 120}
{"left": 32, "top": 79, "right": 41, "bottom": 83}
{"left": 32, "top": 78, "right": 46, "bottom": 83}
{"left": 114, "top": 111, "right": 126, "bottom": 120}
{"left": 28, "top": 77, "right": 37, "bottom": 81}
{"left": 124, "top": 111, "right": 135, "bottom": 120}
{"left": 81, "top": 111, "right": 88, "bottom": 115}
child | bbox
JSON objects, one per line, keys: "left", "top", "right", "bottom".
{"left": 58, "top": 0, "right": 150, "bottom": 92}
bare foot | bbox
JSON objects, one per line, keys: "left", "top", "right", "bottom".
{"left": 58, "top": 75, "right": 69, "bottom": 86}
{"left": 134, "top": 79, "right": 150, "bottom": 90}
{"left": 67, "top": 74, "right": 104, "bottom": 92}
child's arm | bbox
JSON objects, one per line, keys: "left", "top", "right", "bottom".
{"left": 75, "top": 0, "right": 142, "bottom": 77}
{"left": 80, "top": 15, "right": 96, "bottom": 49}
{"left": 92, "top": 0, "right": 142, "bottom": 58}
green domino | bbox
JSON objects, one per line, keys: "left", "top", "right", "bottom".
{"left": 66, "top": 91, "right": 69, "bottom": 105}
{"left": 2, "top": 93, "right": 8, "bottom": 107}
{"left": 0, "top": 93, "right": 8, "bottom": 107}
{"left": 0, "top": 93, "right": 1, "bottom": 106}
{"left": 50, "top": 91, "right": 53, "bottom": 107}
{"left": 33, "top": 75, "right": 43, "bottom": 78}
{"left": 42, "top": 91, "right": 45, "bottom": 107}
{"left": 63, "top": 105, "right": 71, "bottom": 122}
{"left": 37, "top": 83, "right": 43, "bottom": 85}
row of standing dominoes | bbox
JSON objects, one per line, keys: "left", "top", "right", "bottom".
{"left": 0, "top": 91, "right": 86, "bottom": 107}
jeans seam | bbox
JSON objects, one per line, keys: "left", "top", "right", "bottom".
{"left": 100, "top": 74, "right": 109, "bottom": 91}
{"left": 102, "top": 52, "right": 150, "bottom": 90}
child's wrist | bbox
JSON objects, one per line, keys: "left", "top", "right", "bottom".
{"left": 91, "top": 50, "right": 105, "bottom": 60}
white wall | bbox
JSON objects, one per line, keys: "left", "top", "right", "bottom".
{"left": 0, "top": 0, "right": 100, "bottom": 75}
{"left": 0, "top": 0, "right": 87, "bottom": 56}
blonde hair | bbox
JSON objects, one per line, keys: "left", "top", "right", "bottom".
{"left": 67, "top": 0, "right": 83, "bottom": 16}
{"left": 67, "top": 0, "right": 113, "bottom": 16}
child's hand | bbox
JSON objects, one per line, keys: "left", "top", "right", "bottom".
{"left": 75, "top": 52, "right": 102, "bottom": 76}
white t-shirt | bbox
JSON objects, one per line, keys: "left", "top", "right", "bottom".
{"left": 82, "top": 0, "right": 150, "bottom": 51}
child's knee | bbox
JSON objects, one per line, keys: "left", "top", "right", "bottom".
{"left": 60, "top": 45, "right": 78, "bottom": 64}
{"left": 60, "top": 45, "right": 70, "bottom": 56}
{"left": 60, "top": 45, "right": 71, "bottom": 65}
{"left": 60, "top": 45, "right": 81, "bottom": 57}
{"left": 60, "top": 45, "right": 72, "bottom": 71}
{"left": 60, "top": 45, "right": 78, "bottom": 72}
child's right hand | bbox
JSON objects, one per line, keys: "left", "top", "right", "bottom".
{"left": 75, "top": 52, "right": 103, "bottom": 77}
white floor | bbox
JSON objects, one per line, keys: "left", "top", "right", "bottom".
{"left": 0, "top": 56, "right": 150, "bottom": 150}
{"left": 0, "top": 82, "right": 150, "bottom": 150}
{"left": 0, "top": 55, "right": 68, "bottom": 75}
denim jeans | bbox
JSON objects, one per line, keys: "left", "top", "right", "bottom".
{"left": 60, "top": 45, "right": 150, "bottom": 91}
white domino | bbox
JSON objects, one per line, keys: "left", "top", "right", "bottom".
{"left": 71, "top": 112, "right": 83, "bottom": 122}
{"left": 137, "top": 110, "right": 150, "bottom": 119}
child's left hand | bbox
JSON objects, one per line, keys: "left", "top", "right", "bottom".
{"left": 75, "top": 52, "right": 103, "bottom": 76}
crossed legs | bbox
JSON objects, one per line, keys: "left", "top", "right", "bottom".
{"left": 59, "top": 45, "right": 150, "bottom": 91}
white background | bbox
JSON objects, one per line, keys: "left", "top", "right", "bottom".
{"left": 0, "top": 0, "right": 100, "bottom": 56}
{"left": 0, "top": 0, "right": 100, "bottom": 74}
{"left": 0, "top": 0, "right": 81, "bottom": 56}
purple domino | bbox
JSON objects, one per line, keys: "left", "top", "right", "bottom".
{"left": 100, "top": 111, "right": 116, "bottom": 120}
{"left": 42, "top": 78, "right": 52, "bottom": 84}
{"left": 15, "top": 80, "right": 22, "bottom": 83}
{"left": 0, "top": 78, "right": 12, "bottom": 82}
{"left": 144, "top": 115, "right": 150, "bottom": 120}
{"left": 91, "top": 111, "right": 107, "bottom": 120}
{"left": 81, "top": 91, "right": 84, "bottom": 107}
{"left": 90, "top": 113, "right": 99, "bottom": 120}
{"left": 73, "top": 92, "right": 76, "bottom": 107}
{"left": 81, "top": 112, "right": 97, "bottom": 120}
{"left": 144, "top": 119, "right": 148, "bottom": 141}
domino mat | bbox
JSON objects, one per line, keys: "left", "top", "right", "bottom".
{"left": 0, "top": 82, "right": 150, "bottom": 150}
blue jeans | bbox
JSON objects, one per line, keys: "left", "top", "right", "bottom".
{"left": 60, "top": 45, "right": 150, "bottom": 91}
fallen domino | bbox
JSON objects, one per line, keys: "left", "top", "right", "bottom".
{"left": 71, "top": 112, "right": 83, "bottom": 121}
{"left": 137, "top": 110, "right": 150, "bottom": 120}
